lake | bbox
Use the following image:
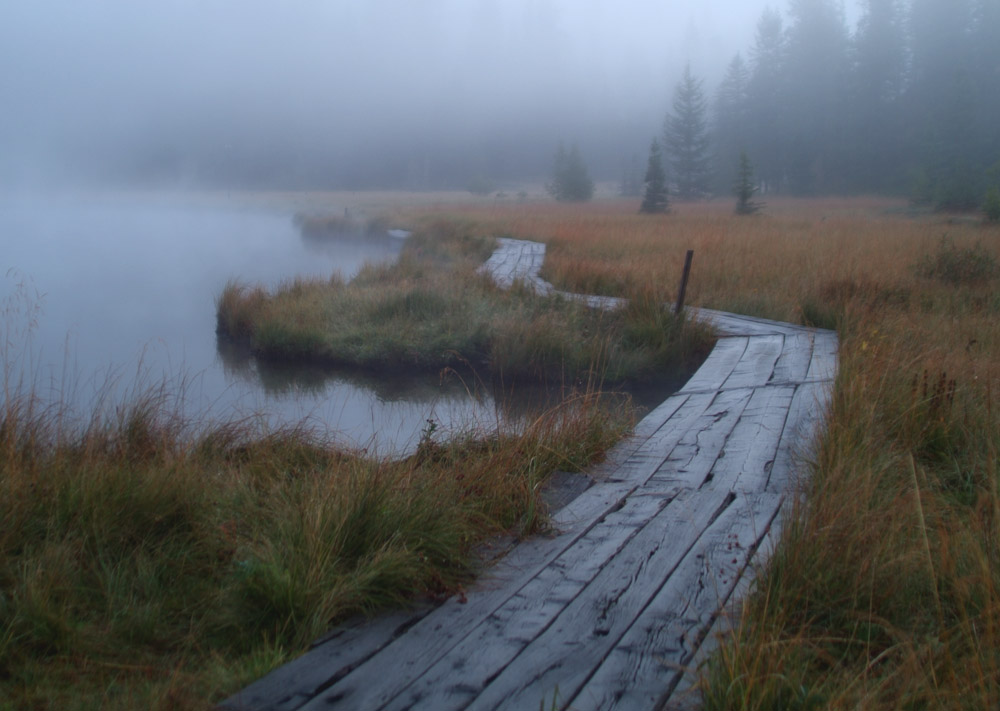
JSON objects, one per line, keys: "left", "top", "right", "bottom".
{"left": 1, "top": 192, "right": 684, "bottom": 455}
{"left": 0, "top": 193, "right": 520, "bottom": 455}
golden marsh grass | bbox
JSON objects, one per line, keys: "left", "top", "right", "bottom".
{"left": 398, "top": 196, "right": 1000, "bottom": 709}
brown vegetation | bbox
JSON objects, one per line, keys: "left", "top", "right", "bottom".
{"left": 397, "top": 196, "right": 1000, "bottom": 709}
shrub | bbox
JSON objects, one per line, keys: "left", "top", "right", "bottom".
{"left": 913, "top": 236, "right": 999, "bottom": 285}
{"left": 984, "top": 186, "right": 1000, "bottom": 222}
{"left": 546, "top": 143, "right": 594, "bottom": 203}
{"left": 466, "top": 176, "right": 497, "bottom": 196}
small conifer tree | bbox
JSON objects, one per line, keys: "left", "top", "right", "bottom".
{"left": 640, "top": 139, "right": 669, "bottom": 214}
{"left": 546, "top": 143, "right": 594, "bottom": 202}
{"left": 985, "top": 186, "right": 1000, "bottom": 222}
{"left": 734, "top": 151, "right": 764, "bottom": 215}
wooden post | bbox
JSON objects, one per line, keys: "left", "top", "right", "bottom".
{"left": 674, "top": 250, "right": 694, "bottom": 315}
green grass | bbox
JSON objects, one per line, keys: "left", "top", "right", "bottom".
{"left": 0, "top": 381, "right": 630, "bottom": 709}
{"left": 216, "top": 220, "right": 715, "bottom": 385}
{"left": 3, "top": 214, "right": 714, "bottom": 709}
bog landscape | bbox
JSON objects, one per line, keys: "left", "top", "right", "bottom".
{"left": 2, "top": 1, "right": 999, "bottom": 709}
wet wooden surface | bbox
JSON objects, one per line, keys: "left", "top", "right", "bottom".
{"left": 221, "top": 239, "right": 837, "bottom": 711}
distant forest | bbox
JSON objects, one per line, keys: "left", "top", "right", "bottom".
{"left": 298, "top": 0, "right": 999, "bottom": 206}
{"left": 56, "top": 0, "right": 997, "bottom": 206}
{"left": 703, "top": 0, "right": 1000, "bottom": 208}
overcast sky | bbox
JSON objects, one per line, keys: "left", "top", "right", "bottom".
{"left": 0, "top": 0, "right": 863, "bottom": 187}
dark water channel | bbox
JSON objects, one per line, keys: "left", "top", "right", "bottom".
{"left": 1, "top": 193, "right": 679, "bottom": 455}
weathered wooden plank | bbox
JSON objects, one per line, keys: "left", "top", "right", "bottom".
{"left": 690, "top": 308, "right": 801, "bottom": 337}
{"left": 602, "top": 392, "right": 722, "bottom": 490}
{"left": 666, "top": 525, "right": 772, "bottom": 711}
{"left": 631, "top": 393, "right": 690, "bottom": 440}
{"left": 546, "top": 478, "right": 642, "bottom": 534}
{"left": 770, "top": 330, "right": 816, "bottom": 385}
{"left": 696, "top": 385, "right": 795, "bottom": 495}
{"left": 288, "top": 534, "right": 584, "bottom": 708}
{"left": 218, "top": 608, "right": 433, "bottom": 711}
{"left": 566, "top": 491, "right": 784, "bottom": 711}
{"left": 545, "top": 392, "right": 718, "bottom": 525}
{"left": 765, "top": 380, "right": 832, "bottom": 494}
{"left": 396, "top": 486, "right": 733, "bottom": 711}
{"left": 677, "top": 337, "right": 748, "bottom": 394}
{"left": 297, "top": 489, "right": 676, "bottom": 711}
{"left": 659, "top": 384, "right": 836, "bottom": 708}
{"left": 649, "top": 388, "right": 754, "bottom": 491}
{"left": 478, "top": 238, "right": 546, "bottom": 291}
{"left": 373, "top": 493, "right": 683, "bottom": 711}
{"left": 805, "top": 329, "right": 838, "bottom": 383}
{"left": 720, "top": 334, "right": 785, "bottom": 390}
{"left": 292, "top": 475, "right": 672, "bottom": 710}
{"left": 561, "top": 291, "right": 628, "bottom": 310}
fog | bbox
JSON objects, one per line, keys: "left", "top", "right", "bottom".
{"left": 0, "top": 0, "right": 862, "bottom": 190}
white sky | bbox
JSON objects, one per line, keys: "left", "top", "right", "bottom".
{"left": 0, "top": 0, "right": 866, "bottom": 183}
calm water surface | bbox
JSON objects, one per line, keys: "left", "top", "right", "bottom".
{"left": 0, "top": 193, "right": 511, "bottom": 454}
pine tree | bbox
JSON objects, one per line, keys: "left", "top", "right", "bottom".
{"left": 847, "top": 0, "right": 907, "bottom": 192}
{"left": 712, "top": 53, "right": 751, "bottom": 195}
{"left": 546, "top": 143, "right": 594, "bottom": 202}
{"left": 908, "top": 0, "right": 987, "bottom": 210}
{"left": 664, "top": 65, "right": 712, "bottom": 200}
{"left": 783, "top": 0, "right": 850, "bottom": 194}
{"left": 746, "top": 8, "right": 786, "bottom": 194}
{"left": 734, "top": 151, "right": 764, "bottom": 215}
{"left": 639, "top": 139, "right": 669, "bottom": 214}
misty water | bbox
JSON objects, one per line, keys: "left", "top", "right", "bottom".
{"left": 0, "top": 194, "right": 526, "bottom": 455}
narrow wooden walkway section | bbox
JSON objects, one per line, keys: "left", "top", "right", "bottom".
{"left": 222, "top": 239, "right": 837, "bottom": 711}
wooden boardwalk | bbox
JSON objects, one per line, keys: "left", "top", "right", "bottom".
{"left": 222, "top": 239, "right": 837, "bottom": 711}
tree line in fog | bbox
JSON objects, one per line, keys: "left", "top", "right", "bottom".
{"left": 575, "top": 0, "right": 998, "bottom": 210}
{"left": 8, "top": 0, "right": 995, "bottom": 207}
{"left": 698, "top": 0, "right": 999, "bottom": 208}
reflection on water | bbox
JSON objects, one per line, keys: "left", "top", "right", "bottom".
{"left": 0, "top": 194, "right": 502, "bottom": 455}
{"left": 1, "top": 194, "right": 690, "bottom": 456}
{"left": 216, "top": 333, "right": 485, "bottom": 405}
{"left": 298, "top": 222, "right": 408, "bottom": 266}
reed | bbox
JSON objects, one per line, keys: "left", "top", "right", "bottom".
{"left": 216, "top": 219, "right": 715, "bottom": 385}
{"left": 0, "top": 372, "right": 630, "bottom": 709}
{"left": 400, "top": 196, "right": 1000, "bottom": 709}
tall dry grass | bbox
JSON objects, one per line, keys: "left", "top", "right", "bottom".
{"left": 0, "top": 374, "right": 629, "bottom": 709}
{"left": 411, "top": 197, "right": 971, "bottom": 324}
{"left": 2, "top": 221, "right": 654, "bottom": 708}
{"left": 401, "top": 197, "right": 1000, "bottom": 709}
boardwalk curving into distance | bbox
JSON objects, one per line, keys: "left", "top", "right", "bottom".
{"left": 222, "top": 238, "right": 838, "bottom": 711}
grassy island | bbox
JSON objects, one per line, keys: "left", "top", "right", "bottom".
{"left": 216, "top": 218, "right": 714, "bottom": 386}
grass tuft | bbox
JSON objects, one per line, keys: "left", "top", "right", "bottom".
{"left": 0, "top": 376, "right": 630, "bottom": 708}
{"left": 216, "top": 221, "right": 715, "bottom": 384}
{"left": 914, "top": 235, "right": 1000, "bottom": 285}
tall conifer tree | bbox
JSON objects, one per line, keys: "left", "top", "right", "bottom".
{"left": 848, "top": 0, "right": 907, "bottom": 191}
{"left": 664, "top": 65, "right": 712, "bottom": 200}
{"left": 713, "top": 53, "right": 751, "bottom": 194}
{"left": 782, "top": 0, "right": 850, "bottom": 193}
{"left": 746, "top": 8, "right": 786, "bottom": 193}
